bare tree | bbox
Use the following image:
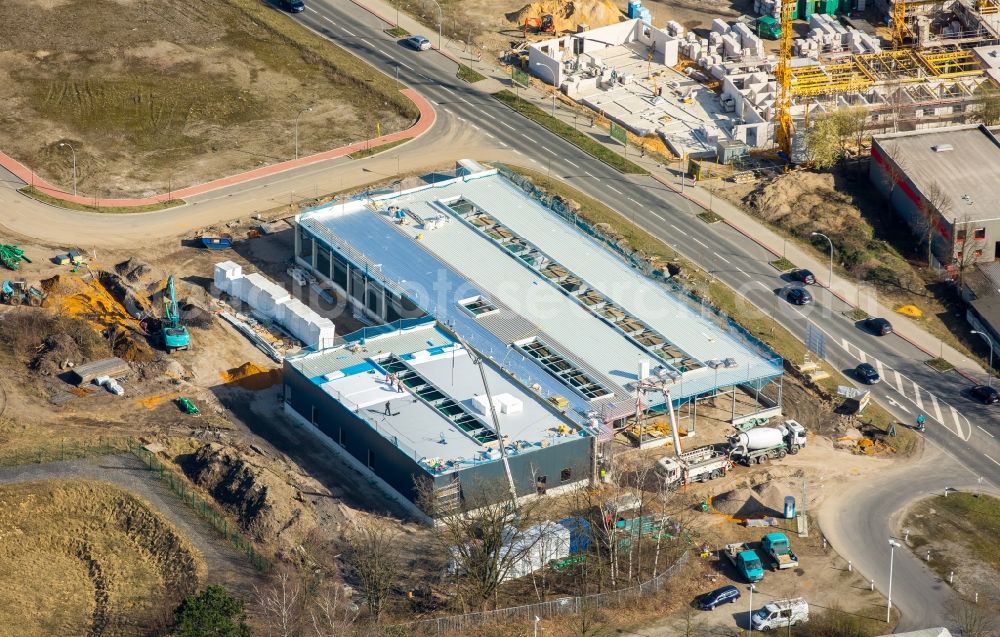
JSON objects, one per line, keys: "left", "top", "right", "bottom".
{"left": 345, "top": 520, "right": 401, "bottom": 622}
{"left": 254, "top": 570, "right": 303, "bottom": 637}
{"left": 948, "top": 595, "right": 998, "bottom": 637}
{"left": 953, "top": 215, "right": 986, "bottom": 286}
{"left": 570, "top": 601, "right": 606, "bottom": 637}
{"left": 915, "top": 180, "right": 952, "bottom": 268}
{"left": 309, "top": 583, "right": 360, "bottom": 637}
{"left": 971, "top": 84, "right": 1000, "bottom": 126}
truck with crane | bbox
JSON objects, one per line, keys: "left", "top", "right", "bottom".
{"left": 656, "top": 446, "right": 731, "bottom": 489}
{"left": 162, "top": 275, "right": 190, "bottom": 353}
{"left": 728, "top": 420, "right": 806, "bottom": 466}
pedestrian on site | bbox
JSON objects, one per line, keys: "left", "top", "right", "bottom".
{"left": 396, "top": 378, "right": 404, "bottom": 393}
{"left": 916, "top": 413, "right": 925, "bottom": 432}
{"left": 384, "top": 401, "right": 392, "bottom": 416}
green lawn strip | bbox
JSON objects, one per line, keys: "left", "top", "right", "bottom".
{"left": 491, "top": 90, "right": 648, "bottom": 175}
{"left": 846, "top": 308, "right": 870, "bottom": 321}
{"left": 385, "top": 26, "right": 409, "bottom": 38}
{"left": 347, "top": 139, "right": 409, "bottom": 159}
{"left": 499, "top": 164, "right": 914, "bottom": 453}
{"left": 457, "top": 64, "right": 487, "bottom": 83}
{"left": 697, "top": 210, "right": 722, "bottom": 224}
{"left": 926, "top": 357, "right": 955, "bottom": 372}
{"left": 769, "top": 257, "right": 796, "bottom": 272}
{"left": 19, "top": 187, "right": 184, "bottom": 213}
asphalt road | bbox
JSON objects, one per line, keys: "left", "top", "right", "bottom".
{"left": 0, "top": 1, "right": 996, "bottom": 628}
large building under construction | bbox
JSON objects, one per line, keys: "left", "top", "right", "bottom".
{"left": 284, "top": 162, "right": 783, "bottom": 513}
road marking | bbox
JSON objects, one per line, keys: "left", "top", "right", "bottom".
{"left": 585, "top": 171, "right": 596, "bottom": 178}
{"left": 499, "top": 121, "right": 515, "bottom": 130}
{"left": 499, "top": 142, "right": 509, "bottom": 147}
{"left": 929, "top": 392, "right": 944, "bottom": 424}
{"left": 541, "top": 146, "right": 557, "bottom": 156}
{"left": 650, "top": 210, "right": 666, "bottom": 221}
{"left": 887, "top": 397, "right": 911, "bottom": 414}
{"left": 341, "top": 26, "right": 357, "bottom": 36}
{"left": 692, "top": 237, "right": 709, "bottom": 249}
{"left": 913, "top": 381, "right": 923, "bottom": 410}
{"left": 485, "top": 132, "right": 495, "bottom": 139}
{"left": 714, "top": 252, "right": 731, "bottom": 264}
{"left": 736, "top": 267, "right": 751, "bottom": 278}
{"left": 755, "top": 281, "right": 770, "bottom": 289}
{"left": 978, "top": 425, "right": 995, "bottom": 438}
{"left": 470, "top": 123, "right": 481, "bottom": 130}
{"left": 893, "top": 370, "right": 904, "bottom": 394}
{"left": 608, "top": 185, "right": 623, "bottom": 195}
{"left": 564, "top": 159, "right": 580, "bottom": 168}
{"left": 628, "top": 197, "right": 640, "bottom": 204}
{"left": 440, "top": 86, "right": 455, "bottom": 95}
{"left": 858, "top": 350, "right": 867, "bottom": 363}
{"left": 874, "top": 359, "right": 885, "bottom": 380}
{"left": 949, "top": 406, "right": 963, "bottom": 438}
{"left": 841, "top": 338, "right": 850, "bottom": 352}
{"left": 399, "top": 61, "right": 414, "bottom": 71}
{"left": 985, "top": 453, "right": 1000, "bottom": 467}
{"left": 520, "top": 133, "right": 533, "bottom": 141}
{"left": 669, "top": 224, "right": 687, "bottom": 236}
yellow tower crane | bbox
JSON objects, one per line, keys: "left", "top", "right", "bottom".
{"left": 892, "top": 0, "right": 909, "bottom": 48}
{"left": 775, "top": 0, "right": 795, "bottom": 159}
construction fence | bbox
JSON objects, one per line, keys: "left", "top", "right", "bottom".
{"left": 128, "top": 442, "right": 273, "bottom": 572}
{"left": 0, "top": 436, "right": 131, "bottom": 468}
{"left": 395, "top": 551, "right": 690, "bottom": 635}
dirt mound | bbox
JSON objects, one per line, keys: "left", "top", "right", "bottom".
{"left": 508, "top": 0, "right": 621, "bottom": 31}
{"left": 30, "top": 333, "right": 83, "bottom": 375}
{"left": 28, "top": 317, "right": 110, "bottom": 375}
{"left": 221, "top": 362, "right": 282, "bottom": 390}
{"left": 97, "top": 270, "right": 152, "bottom": 318}
{"left": 712, "top": 481, "right": 788, "bottom": 518}
{"left": 106, "top": 324, "right": 155, "bottom": 363}
{"left": 181, "top": 443, "right": 317, "bottom": 548}
{"left": 115, "top": 258, "right": 155, "bottom": 285}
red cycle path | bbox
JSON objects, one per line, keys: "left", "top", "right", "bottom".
{"left": 0, "top": 87, "right": 435, "bottom": 208}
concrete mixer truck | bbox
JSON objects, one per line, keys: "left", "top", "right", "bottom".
{"left": 728, "top": 420, "right": 806, "bottom": 466}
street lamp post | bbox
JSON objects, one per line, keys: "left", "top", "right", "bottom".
{"left": 533, "top": 62, "right": 557, "bottom": 117}
{"left": 971, "top": 330, "right": 994, "bottom": 387}
{"left": 59, "top": 142, "right": 77, "bottom": 196}
{"left": 811, "top": 231, "right": 834, "bottom": 289}
{"left": 294, "top": 107, "right": 312, "bottom": 160}
{"left": 887, "top": 537, "right": 901, "bottom": 623}
{"left": 748, "top": 583, "right": 756, "bottom": 637}
{"left": 426, "top": 0, "right": 442, "bottom": 50}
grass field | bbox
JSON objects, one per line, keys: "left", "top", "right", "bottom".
{"left": 0, "top": 0, "right": 417, "bottom": 198}
{"left": 0, "top": 480, "right": 205, "bottom": 637}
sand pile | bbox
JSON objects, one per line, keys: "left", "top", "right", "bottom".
{"left": 712, "top": 481, "right": 787, "bottom": 518}
{"left": 509, "top": 0, "right": 622, "bottom": 32}
{"left": 221, "top": 362, "right": 282, "bottom": 390}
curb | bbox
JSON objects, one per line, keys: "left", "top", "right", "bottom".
{"left": 1, "top": 89, "right": 435, "bottom": 209}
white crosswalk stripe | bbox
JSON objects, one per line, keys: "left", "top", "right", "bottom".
{"left": 929, "top": 392, "right": 944, "bottom": 424}
{"left": 874, "top": 359, "right": 885, "bottom": 380}
{"left": 913, "top": 381, "right": 923, "bottom": 410}
{"left": 949, "top": 406, "right": 963, "bottom": 438}
{"left": 858, "top": 350, "right": 867, "bottom": 363}
{"left": 893, "top": 370, "right": 904, "bottom": 394}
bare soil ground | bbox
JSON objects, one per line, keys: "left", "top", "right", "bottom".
{"left": 0, "top": 0, "right": 416, "bottom": 197}
{"left": 0, "top": 479, "right": 206, "bottom": 637}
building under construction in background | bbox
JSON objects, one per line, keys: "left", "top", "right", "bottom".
{"left": 284, "top": 161, "right": 783, "bottom": 514}
{"left": 526, "top": 0, "right": 1000, "bottom": 160}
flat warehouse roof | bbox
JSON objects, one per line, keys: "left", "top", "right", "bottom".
{"left": 297, "top": 165, "right": 781, "bottom": 418}
{"left": 287, "top": 323, "right": 584, "bottom": 473}
{"left": 875, "top": 125, "right": 1000, "bottom": 224}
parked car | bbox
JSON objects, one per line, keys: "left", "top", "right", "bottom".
{"left": 856, "top": 363, "right": 880, "bottom": 384}
{"left": 278, "top": 0, "right": 305, "bottom": 12}
{"left": 786, "top": 288, "right": 812, "bottom": 305}
{"left": 792, "top": 269, "right": 816, "bottom": 285}
{"left": 971, "top": 384, "right": 1000, "bottom": 404}
{"left": 696, "top": 585, "right": 741, "bottom": 610}
{"left": 865, "top": 317, "right": 893, "bottom": 336}
{"left": 404, "top": 35, "right": 432, "bottom": 50}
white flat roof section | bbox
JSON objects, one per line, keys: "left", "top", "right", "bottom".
{"left": 287, "top": 324, "right": 583, "bottom": 473}
{"left": 297, "top": 167, "right": 781, "bottom": 416}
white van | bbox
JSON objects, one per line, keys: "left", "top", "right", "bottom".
{"left": 750, "top": 597, "right": 809, "bottom": 631}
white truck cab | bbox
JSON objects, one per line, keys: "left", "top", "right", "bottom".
{"left": 751, "top": 597, "right": 809, "bottom": 631}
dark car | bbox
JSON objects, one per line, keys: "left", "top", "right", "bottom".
{"left": 278, "top": 0, "right": 305, "bottom": 12}
{"left": 786, "top": 287, "right": 812, "bottom": 305}
{"left": 856, "top": 363, "right": 880, "bottom": 384}
{"left": 971, "top": 384, "right": 1000, "bottom": 404}
{"left": 865, "top": 317, "right": 893, "bottom": 336}
{"left": 404, "top": 35, "right": 432, "bottom": 51}
{"left": 792, "top": 269, "right": 816, "bottom": 285}
{"left": 697, "top": 585, "right": 741, "bottom": 610}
